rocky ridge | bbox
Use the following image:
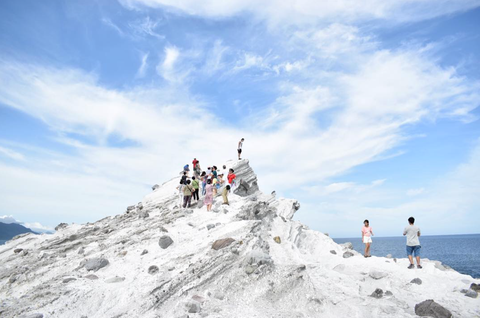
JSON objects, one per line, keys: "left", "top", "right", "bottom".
{"left": 0, "top": 159, "right": 478, "bottom": 318}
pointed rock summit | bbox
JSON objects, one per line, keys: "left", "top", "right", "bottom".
{"left": 0, "top": 160, "right": 478, "bottom": 318}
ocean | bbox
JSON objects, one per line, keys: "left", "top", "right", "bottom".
{"left": 334, "top": 234, "right": 480, "bottom": 278}
{"left": 0, "top": 240, "right": 6, "bottom": 245}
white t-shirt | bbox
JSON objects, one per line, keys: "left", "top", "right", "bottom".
{"left": 404, "top": 225, "right": 421, "bottom": 246}
{"left": 238, "top": 141, "right": 243, "bottom": 149}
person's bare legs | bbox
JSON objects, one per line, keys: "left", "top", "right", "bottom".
{"left": 408, "top": 255, "right": 414, "bottom": 264}
{"left": 364, "top": 243, "right": 368, "bottom": 257}
{"left": 416, "top": 256, "right": 421, "bottom": 266}
{"left": 367, "top": 243, "right": 371, "bottom": 256}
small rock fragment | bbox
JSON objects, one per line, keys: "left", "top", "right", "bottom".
{"left": 273, "top": 236, "right": 281, "bottom": 244}
{"left": 159, "top": 236, "right": 174, "bottom": 249}
{"left": 141, "top": 249, "right": 148, "bottom": 255}
{"left": 370, "top": 288, "right": 383, "bottom": 299}
{"left": 212, "top": 238, "right": 235, "bottom": 250}
{"left": 415, "top": 299, "right": 452, "bottom": 318}
{"left": 152, "top": 184, "right": 160, "bottom": 191}
{"left": 148, "top": 265, "right": 159, "bottom": 275}
{"left": 85, "top": 258, "right": 109, "bottom": 272}
{"left": 19, "top": 313, "right": 44, "bottom": 318}
{"left": 330, "top": 250, "right": 337, "bottom": 255}
{"left": 14, "top": 248, "right": 23, "bottom": 254}
{"left": 105, "top": 276, "right": 125, "bottom": 283}
{"left": 369, "top": 270, "right": 388, "bottom": 280}
{"left": 84, "top": 274, "right": 98, "bottom": 280}
{"left": 62, "top": 277, "right": 77, "bottom": 283}
{"left": 78, "top": 247, "right": 85, "bottom": 254}
{"left": 385, "top": 291, "right": 393, "bottom": 296}
{"left": 343, "top": 251, "right": 354, "bottom": 258}
{"left": 411, "top": 278, "right": 422, "bottom": 285}
{"left": 206, "top": 224, "right": 216, "bottom": 230}
{"left": 159, "top": 226, "right": 168, "bottom": 233}
{"left": 341, "top": 242, "right": 353, "bottom": 250}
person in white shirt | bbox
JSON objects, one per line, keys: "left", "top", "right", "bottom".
{"left": 403, "top": 216, "right": 422, "bottom": 269}
{"left": 237, "top": 138, "right": 244, "bottom": 160}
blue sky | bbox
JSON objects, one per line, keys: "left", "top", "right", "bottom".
{"left": 0, "top": 0, "right": 479, "bottom": 237}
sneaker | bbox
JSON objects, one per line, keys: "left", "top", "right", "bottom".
{"left": 417, "top": 265, "right": 422, "bottom": 269}
{"left": 408, "top": 264, "right": 415, "bottom": 269}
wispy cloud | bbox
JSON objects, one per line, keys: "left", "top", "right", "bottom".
{"left": 136, "top": 52, "right": 150, "bottom": 78}
{"left": 0, "top": 146, "right": 26, "bottom": 161}
{"left": 101, "top": 18, "right": 125, "bottom": 37}
{"left": 129, "top": 16, "right": 165, "bottom": 39}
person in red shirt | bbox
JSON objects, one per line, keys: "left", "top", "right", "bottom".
{"left": 192, "top": 158, "right": 198, "bottom": 169}
{"left": 227, "top": 168, "right": 236, "bottom": 185}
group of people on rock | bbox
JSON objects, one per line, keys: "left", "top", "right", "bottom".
{"left": 177, "top": 159, "right": 237, "bottom": 211}
{"left": 362, "top": 217, "right": 422, "bottom": 269}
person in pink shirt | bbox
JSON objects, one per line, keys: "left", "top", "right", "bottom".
{"left": 361, "top": 219, "right": 374, "bottom": 258}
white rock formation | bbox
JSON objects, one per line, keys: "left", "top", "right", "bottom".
{"left": 0, "top": 160, "right": 479, "bottom": 318}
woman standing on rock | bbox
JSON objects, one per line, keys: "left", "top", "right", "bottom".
{"left": 362, "top": 220, "right": 374, "bottom": 257}
{"left": 204, "top": 179, "right": 214, "bottom": 211}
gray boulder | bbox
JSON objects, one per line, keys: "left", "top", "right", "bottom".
{"left": 415, "top": 300, "right": 452, "bottom": 318}
{"left": 470, "top": 283, "right": 480, "bottom": 292}
{"left": 411, "top": 278, "right": 423, "bottom": 285}
{"left": 152, "top": 184, "right": 160, "bottom": 191}
{"left": 212, "top": 238, "right": 235, "bottom": 250}
{"left": 465, "top": 289, "right": 478, "bottom": 298}
{"left": 370, "top": 288, "right": 383, "bottom": 299}
{"left": 343, "top": 251, "right": 354, "bottom": 258}
{"left": 85, "top": 258, "right": 109, "bottom": 271}
{"left": 159, "top": 236, "right": 174, "bottom": 249}
{"left": 330, "top": 250, "right": 337, "bottom": 255}
{"left": 14, "top": 248, "right": 23, "bottom": 254}
{"left": 186, "top": 301, "right": 201, "bottom": 313}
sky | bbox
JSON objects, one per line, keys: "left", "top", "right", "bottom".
{"left": 0, "top": 0, "right": 479, "bottom": 237}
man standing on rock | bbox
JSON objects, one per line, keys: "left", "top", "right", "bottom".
{"left": 403, "top": 217, "right": 422, "bottom": 269}
{"left": 238, "top": 138, "right": 244, "bottom": 160}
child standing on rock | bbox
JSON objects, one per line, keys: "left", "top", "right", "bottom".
{"left": 362, "top": 220, "right": 374, "bottom": 257}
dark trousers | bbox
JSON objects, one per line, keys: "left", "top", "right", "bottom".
{"left": 183, "top": 195, "right": 192, "bottom": 208}
{"left": 192, "top": 189, "right": 199, "bottom": 200}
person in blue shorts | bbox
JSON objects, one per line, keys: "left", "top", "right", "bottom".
{"left": 403, "top": 216, "right": 422, "bottom": 269}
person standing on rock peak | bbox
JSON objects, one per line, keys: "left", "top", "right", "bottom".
{"left": 403, "top": 217, "right": 422, "bottom": 269}
{"left": 237, "top": 138, "right": 244, "bottom": 160}
{"left": 362, "top": 220, "right": 374, "bottom": 258}
{"left": 192, "top": 158, "right": 198, "bottom": 169}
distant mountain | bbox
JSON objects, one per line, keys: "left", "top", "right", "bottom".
{"left": 0, "top": 222, "right": 36, "bottom": 241}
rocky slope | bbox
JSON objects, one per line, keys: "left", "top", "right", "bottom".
{"left": 0, "top": 159, "right": 478, "bottom": 318}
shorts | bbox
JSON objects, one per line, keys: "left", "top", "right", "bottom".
{"left": 406, "top": 245, "right": 421, "bottom": 257}
{"left": 237, "top": 148, "right": 242, "bottom": 154}
{"left": 363, "top": 236, "right": 372, "bottom": 243}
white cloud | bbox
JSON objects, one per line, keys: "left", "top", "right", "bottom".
{"left": 119, "top": 0, "right": 480, "bottom": 26}
{"left": 0, "top": 214, "right": 53, "bottom": 233}
{"left": 0, "top": 146, "right": 26, "bottom": 161}
{"left": 406, "top": 188, "right": 425, "bottom": 196}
